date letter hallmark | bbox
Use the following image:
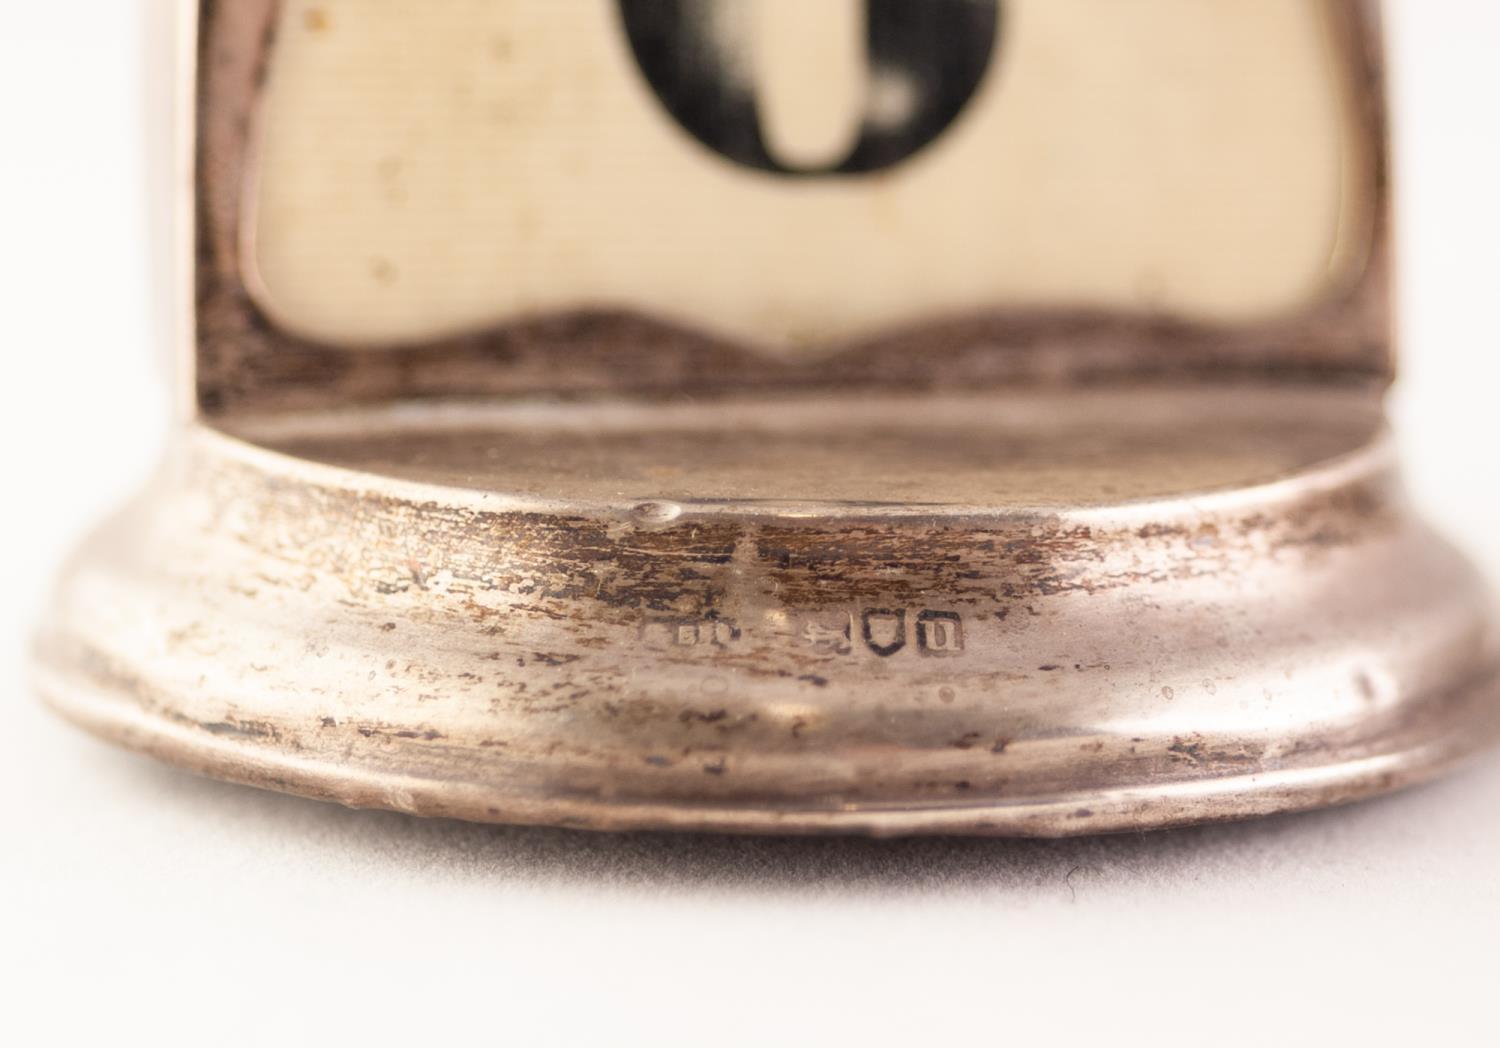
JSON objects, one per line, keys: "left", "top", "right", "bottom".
{"left": 915, "top": 610, "right": 965, "bottom": 657}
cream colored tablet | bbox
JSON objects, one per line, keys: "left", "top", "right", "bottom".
{"left": 246, "top": 0, "right": 1369, "bottom": 352}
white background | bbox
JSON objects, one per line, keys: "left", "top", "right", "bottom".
{"left": 3, "top": 4, "right": 1499, "bottom": 1045}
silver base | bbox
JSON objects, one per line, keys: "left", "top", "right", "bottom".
{"left": 34, "top": 386, "right": 1500, "bottom": 835}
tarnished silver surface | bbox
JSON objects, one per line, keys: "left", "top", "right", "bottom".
{"left": 34, "top": 386, "right": 1500, "bottom": 835}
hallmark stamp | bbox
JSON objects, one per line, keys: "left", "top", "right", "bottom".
{"left": 800, "top": 615, "right": 854, "bottom": 655}
{"left": 861, "top": 610, "right": 908, "bottom": 657}
{"left": 640, "top": 616, "right": 742, "bottom": 652}
{"left": 916, "top": 610, "right": 965, "bottom": 656}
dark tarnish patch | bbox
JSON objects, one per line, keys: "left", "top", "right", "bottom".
{"left": 199, "top": 718, "right": 280, "bottom": 741}
{"left": 527, "top": 651, "right": 582, "bottom": 667}
{"left": 1168, "top": 737, "right": 1208, "bottom": 766}
{"left": 1168, "top": 735, "right": 1264, "bottom": 768}
{"left": 352, "top": 723, "right": 446, "bottom": 742}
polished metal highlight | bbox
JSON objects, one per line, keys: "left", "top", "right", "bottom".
{"left": 33, "top": 1, "right": 1500, "bottom": 836}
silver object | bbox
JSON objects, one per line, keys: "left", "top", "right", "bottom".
{"left": 34, "top": 0, "right": 1500, "bottom": 835}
